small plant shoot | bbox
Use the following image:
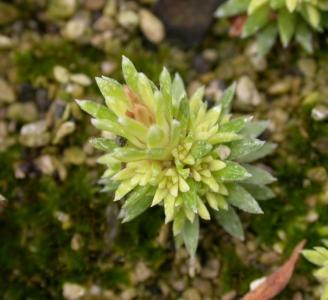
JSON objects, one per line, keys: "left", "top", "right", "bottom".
{"left": 77, "top": 57, "right": 276, "bottom": 257}
{"left": 216, "top": 0, "right": 328, "bottom": 54}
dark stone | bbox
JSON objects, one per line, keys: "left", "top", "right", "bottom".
{"left": 54, "top": 101, "right": 66, "bottom": 118}
{"left": 154, "top": 0, "right": 224, "bottom": 47}
{"left": 36, "top": 89, "right": 51, "bottom": 113}
{"left": 192, "top": 54, "right": 211, "bottom": 73}
{"left": 18, "top": 83, "right": 36, "bottom": 102}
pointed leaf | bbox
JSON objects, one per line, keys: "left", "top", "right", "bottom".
{"left": 227, "top": 184, "right": 263, "bottom": 214}
{"left": 190, "top": 141, "right": 213, "bottom": 159}
{"left": 112, "top": 148, "right": 148, "bottom": 162}
{"left": 215, "top": 0, "right": 250, "bottom": 17}
{"left": 219, "top": 82, "right": 236, "bottom": 117}
{"left": 242, "top": 183, "right": 275, "bottom": 200}
{"left": 120, "top": 185, "right": 155, "bottom": 222}
{"left": 96, "top": 77, "right": 130, "bottom": 116}
{"left": 278, "top": 8, "right": 297, "bottom": 47}
{"left": 256, "top": 24, "right": 278, "bottom": 56}
{"left": 89, "top": 137, "right": 117, "bottom": 152}
{"left": 213, "top": 205, "right": 245, "bottom": 240}
{"left": 229, "top": 139, "right": 265, "bottom": 160}
{"left": 122, "top": 56, "right": 139, "bottom": 92}
{"left": 220, "top": 116, "right": 250, "bottom": 133}
{"left": 237, "top": 142, "right": 276, "bottom": 163}
{"left": 248, "top": 0, "right": 269, "bottom": 14}
{"left": 243, "top": 165, "right": 276, "bottom": 185}
{"left": 214, "top": 161, "right": 251, "bottom": 181}
{"left": 182, "top": 216, "right": 199, "bottom": 258}
{"left": 240, "top": 121, "right": 269, "bottom": 138}
{"left": 295, "top": 22, "right": 313, "bottom": 53}
{"left": 242, "top": 4, "right": 270, "bottom": 38}
{"left": 76, "top": 100, "right": 116, "bottom": 121}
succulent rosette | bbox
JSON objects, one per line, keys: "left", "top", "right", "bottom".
{"left": 303, "top": 242, "right": 328, "bottom": 300}
{"left": 215, "top": 0, "right": 328, "bottom": 54}
{"left": 77, "top": 57, "right": 276, "bottom": 257}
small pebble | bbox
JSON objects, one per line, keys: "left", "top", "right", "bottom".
{"left": 53, "top": 121, "right": 76, "bottom": 144}
{"left": 0, "top": 35, "right": 13, "bottom": 49}
{"left": 64, "top": 147, "right": 86, "bottom": 165}
{"left": 139, "top": 9, "right": 165, "bottom": 44}
{"left": 62, "top": 282, "right": 85, "bottom": 300}
{"left": 222, "top": 290, "right": 237, "bottom": 300}
{"left": 311, "top": 105, "right": 328, "bottom": 121}
{"left": 118, "top": 10, "right": 139, "bottom": 29}
{"left": 134, "top": 261, "right": 152, "bottom": 283}
{"left": 70, "top": 73, "right": 92, "bottom": 86}
{"left": 0, "top": 78, "right": 15, "bottom": 103}
{"left": 182, "top": 288, "right": 202, "bottom": 300}
{"left": 53, "top": 66, "right": 70, "bottom": 84}
{"left": 48, "top": 0, "right": 77, "bottom": 19}
{"left": 35, "top": 155, "right": 56, "bottom": 175}
{"left": 19, "top": 121, "right": 51, "bottom": 147}
{"left": 298, "top": 58, "right": 317, "bottom": 77}
{"left": 62, "top": 18, "right": 87, "bottom": 40}
{"left": 307, "top": 166, "right": 327, "bottom": 182}
{"left": 236, "top": 76, "right": 262, "bottom": 109}
{"left": 84, "top": 0, "right": 106, "bottom": 11}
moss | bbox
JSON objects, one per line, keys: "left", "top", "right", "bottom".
{"left": 13, "top": 40, "right": 104, "bottom": 84}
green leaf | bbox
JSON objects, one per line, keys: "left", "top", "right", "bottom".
{"left": 256, "top": 24, "right": 278, "bottom": 56}
{"left": 248, "top": 0, "right": 269, "bottom": 14}
{"left": 170, "top": 120, "right": 181, "bottom": 149}
{"left": 214, "top": 161, "right": 251, "bottom": 181}
{"left": 159, "top": 67, "right": 172, "bottom": 122}
{"left": 118, "top": 116, "right": 148, "bottom": 141}
{"left": 270, "top": 0, "right": 285, "bottom": 10}
{"left": 242, "top": 183, "right": 275, "bottom": 200}
{"left": 286, "top": 0, "right": 298, "bottom": 12}
{"left": 240, "top": 120, "right": 269, "bottom": 138}
{"left": 215, "top": 0, "right": 250, "bottom": 17}
{"left": 213, "top": 205, "right": 244, "bottom": 240}
{"left": 243, "top": 165, "right": 276, "bottom": 185}
{"left": 303, "top": 3, "right": 321, "bottom": 30}
{"left": 237, "top": 142, "right": 276, "bottom": 163}
{"left": 122, "top": 56, "right": 139, "bottom": 92}
{"left": 295, "top": 21, "right": 313, "bottom": 53}
{"left": 209, "top": 132, "right": 241, "bottom": 144}
{"left": 278, "top": 8, "right": 297, "bottom": 47}
{"left": 91, "top": 118, "right": 144, "bottom": 148}
{"left": 303, "top": 249, "right": 328, "bottom": 266}
{"left": 101, "top": 180, "right": 120, "bottom": 193}
{"left": 137, "top": 73, "right": 156, "bottom": 113}
{"left": 172, "top": 73, "right": 186, "bottom": 117}
{"left": 190, "top": 141, "right": 213, "bottom": 159}
{"left": 96, "top": 76, "right": 130, "bottom": 116}
{"left": 173, "top": 209, "right": 186, "bottom": 236}
{"left": 182, "top": 180, "right": 198, "bottom": 213}
{"left": 89, "top": 137, "right": 117, "bottom": 152}
{"left": 182, "top": 216, "right": 199, "bottom": 258}
{"left": 219, "top": 116, "right": 250, "bottom": 133}
{"left": 177, "top": 97, "right": 190, "bottom": 137}
{"left": 76, "top": 100, "right": 116, "bottom": 121}
{"left": 147, "top": 125, "right": 165, "bottom": 148}
{"left": 242, "top": 4, "right": 270, "bottom": 38}
{"left": 120, "top": 185, "right": 155, "bottom": 223}
{"left": 112, "top": 148, "right": 148, "bottom": 162}
{"left": 322, "top": 285, "right": 328, "bottom": 300}
{"left": 219, "top": 82, "right": 236, "bottom": 117}
{"left": 227, "top": 184, "right": 263, "bottom": 214}
{"left": 229, "top": 139, "right": 265, "bottom": 160}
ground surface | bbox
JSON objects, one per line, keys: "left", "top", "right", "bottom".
{"left": 1, "top": 1, "right": 328, "bottom": 299}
